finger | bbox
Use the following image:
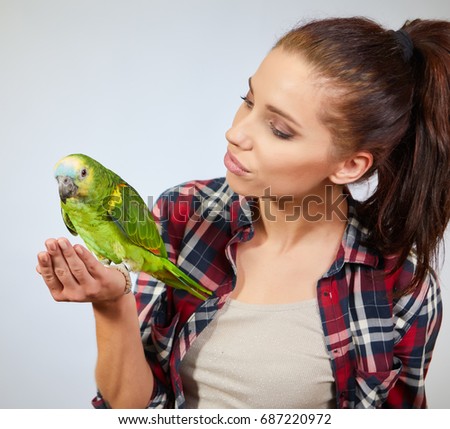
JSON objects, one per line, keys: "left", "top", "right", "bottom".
{"left": 73, "top": 246, "right": 129, "bottom": 300}
{"left": 73, "top": 244, "right": 108, "bottom": 279}
{"left": 37, "top": 251, "right": 65, "bottom": 298}
{"left": 57, "top": 238, "right": 93, "bottom": 284}
{"left": 45, "top": 238, "right": 78, "bottom": 289}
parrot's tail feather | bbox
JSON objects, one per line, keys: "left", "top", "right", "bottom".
{"left": 161, "top": 260, "right": 213, "bottom": 301}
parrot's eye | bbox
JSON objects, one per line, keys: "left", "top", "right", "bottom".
{"left": 80, "top": 168, "right": 87, "bottom": 178}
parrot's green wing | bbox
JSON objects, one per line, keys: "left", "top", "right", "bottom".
{"left": 107, "top": 182, "right": 168, "bottom": 258}
{"left": 61, "top": 206, "right": 78, "bottom": 236}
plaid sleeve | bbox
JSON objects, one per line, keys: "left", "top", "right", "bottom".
{"left": 383, "top": 270, "right": 443, "bottom": 408}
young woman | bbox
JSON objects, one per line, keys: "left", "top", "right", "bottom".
{"left": 37, "top": 17, "right": 449, "bottom": 408}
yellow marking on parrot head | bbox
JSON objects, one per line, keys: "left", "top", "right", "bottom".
{"left": 54, "top": 154, "right": 98, "bottom": 199}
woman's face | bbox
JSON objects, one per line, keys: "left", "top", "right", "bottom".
{"left": 224, "top": 48, "right": 343, "bottom": 201}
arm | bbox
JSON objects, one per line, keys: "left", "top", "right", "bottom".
{"left": 93, "top": 294, "right": 154, "bottom": 408}
{"left": 37, "top": 237, "right": 154, "bottom": 408}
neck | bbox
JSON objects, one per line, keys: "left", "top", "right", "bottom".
{"left": 254, "top": 184, "right": 348, "bottom": 250}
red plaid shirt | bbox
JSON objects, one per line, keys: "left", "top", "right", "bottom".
{"left": 93, "top": 178, "right": 442, "bottom": 409}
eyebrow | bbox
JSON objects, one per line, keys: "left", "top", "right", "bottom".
{"left": 248, "top": 77, "right": 303, "bottom": 129}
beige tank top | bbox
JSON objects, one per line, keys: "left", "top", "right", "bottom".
{"left": 179, "top": 298, "right": 336, "bottom": 408}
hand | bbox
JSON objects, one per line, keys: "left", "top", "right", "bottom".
{"left": 37, "top": 238, "right": 127, "bottom": 303}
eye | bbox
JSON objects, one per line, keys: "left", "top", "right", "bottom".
{"left": 269, "top": 121, "right": 293, "bottom": 140}
{"left": 80, "top": 168, "right": 87, "bottom": 178}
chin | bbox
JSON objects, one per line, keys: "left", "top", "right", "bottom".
{"left": 225, "top": 172, "right": 261, "bottom": 198}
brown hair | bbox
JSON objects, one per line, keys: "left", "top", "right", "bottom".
{"left": 275, "top": 17, "right": 450, "bottom": 295}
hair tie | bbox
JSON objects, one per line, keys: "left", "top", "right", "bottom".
{"left": 393, "top": 29, "right": 414, "bottom": 61}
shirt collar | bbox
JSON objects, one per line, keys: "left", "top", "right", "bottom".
{"left": 230, "top": 194, "right": 255, "bottom": 236}
{"left": 325, "top": 195, "right": 379, "bottom": 276}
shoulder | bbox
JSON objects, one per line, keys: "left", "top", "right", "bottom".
{"left": 346, "top": 200, "right": 441, "bottom": 329}
{"left": 158, "top": 177, "right": 231, "bottom": 201}
{"left": 346, "top": 197, "right": 439, "bottom": 297}
{"left": 150, "top": 178, "right": 245, "bottom": 265}
{"left": 153, "top": 177, "right": 235, "bottom": 221}
{"left": 383, "top": 251, "right": 439, "bottom": 299}
{"left": 349, "top": 195, "right": 441, "bottom": 308}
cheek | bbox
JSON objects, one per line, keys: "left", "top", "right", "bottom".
{"left": 259, "top": 152, "right": 334, "bottom": 187}
{"left": 257, "top": 151, "right": 304, "bottom": 176}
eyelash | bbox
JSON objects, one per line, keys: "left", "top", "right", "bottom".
{"left": 269, "top": 122, "right": 292, "bottom": 140}
{"left": 240, "top": 95, "right": 253, "bottom": 109}
{"left": 240, "top": 96, "right": 293, "bottom": 140}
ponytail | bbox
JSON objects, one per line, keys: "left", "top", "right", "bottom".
{"left": 360, "top": 19, "right": 450, "bottom": 294}
{"left": 276, "top": 18, "right": 450, "bottom": 295}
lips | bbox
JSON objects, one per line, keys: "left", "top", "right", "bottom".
{"left": 224, "top": 151, "right": 250, "bottom": 176}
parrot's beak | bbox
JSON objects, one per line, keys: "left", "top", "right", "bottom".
{"left": 56, "top": 176, "right": 78, "bottom": 204}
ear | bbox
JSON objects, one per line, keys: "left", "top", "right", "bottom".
{"left": 329, "top": 151, "right": 373, "bottom": 185}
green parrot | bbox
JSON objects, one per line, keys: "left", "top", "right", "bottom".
{"left": 53, "top": 153, "right": 212, "bottom": 300}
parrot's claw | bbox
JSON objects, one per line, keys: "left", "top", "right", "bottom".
{"left": 122, "top": 261, "right": 132, "bottom": 271}
{"left": 100, "top": 259, "right": 112, "bottom": 266}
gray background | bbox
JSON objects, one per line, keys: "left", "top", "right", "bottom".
{"left": 1, "top": 0, "right": 449, "bottom": 408}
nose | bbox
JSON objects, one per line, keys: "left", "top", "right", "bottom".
{"left": 225, "top": 110, "right": 254, "bottom": 150}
